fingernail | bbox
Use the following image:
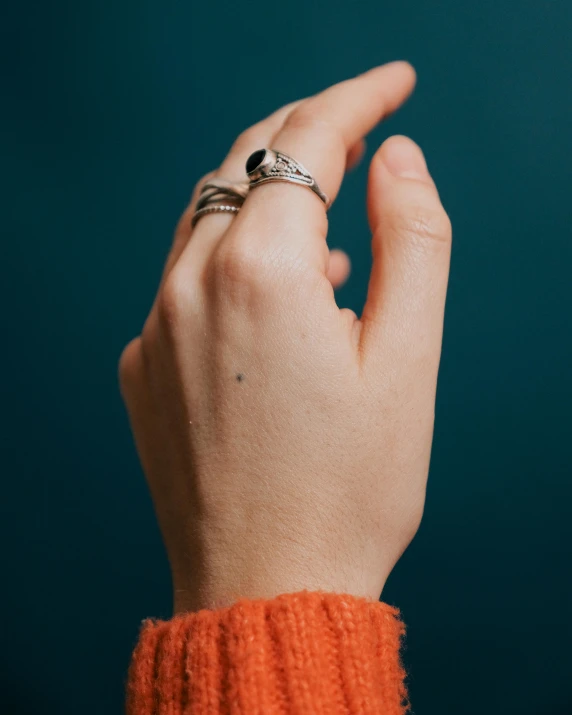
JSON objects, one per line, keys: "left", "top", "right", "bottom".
{"left": 382, "top": 136, "right": 431, "bottom": 181}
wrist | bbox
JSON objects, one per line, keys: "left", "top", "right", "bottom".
{"left": 172, "top": 561, "right": 387, "bottom": 614}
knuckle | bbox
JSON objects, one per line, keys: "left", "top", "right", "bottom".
{"left": 118, "top": 337, "right": 142, "bottom": 394}
{"left": 207, "top": 240, "right": 287, "bottom": 306}
{"left": 210, "top": 241, "right": 271, "bottom": 291}
{"left": 139, "top": 314, "right": 159, "bottom": 370}
{"left": 158, "top": 267, "right": 194, "bottom": 325}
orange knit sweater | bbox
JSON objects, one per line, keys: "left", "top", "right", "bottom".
{"left": 127, "top": 590, "right": 408, "bottom": 714}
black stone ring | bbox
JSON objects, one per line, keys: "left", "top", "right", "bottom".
{"left": 245, "top": 149, "right": 330, "bottom": 208}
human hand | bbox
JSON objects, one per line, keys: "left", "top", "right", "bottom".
{"left": 119, "top": 62, "right": 452, "bottom": 613}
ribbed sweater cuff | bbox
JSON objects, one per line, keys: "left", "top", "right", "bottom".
{"left": 126, "top": 590, "right": 408, "bottom": 714}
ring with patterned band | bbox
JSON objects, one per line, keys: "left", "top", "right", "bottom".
{"left": 191, "top": 178, "right": 250, "bottom": 227}
{"left": 245, "top": 149, "right": 330, "bottom": 208}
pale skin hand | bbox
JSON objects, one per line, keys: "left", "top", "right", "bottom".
{"left": 119, "top": 62, "right": 452, "bottom": 613}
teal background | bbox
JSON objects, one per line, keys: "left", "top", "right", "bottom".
{"left": 2, "top": 1, "right": 571, "bottom": 713}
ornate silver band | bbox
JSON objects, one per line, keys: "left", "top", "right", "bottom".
{"left": 191, "top": 204, "right": 241, "bottom": 227}
{"left": 245, "top": 149, "right": 330, "bottom": 208}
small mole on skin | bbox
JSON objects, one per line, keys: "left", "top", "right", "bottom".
{"left": 236, "top": 373, "right": 245, "bottom": 382}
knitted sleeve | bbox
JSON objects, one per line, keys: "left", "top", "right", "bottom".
{"left": 126, "top": 590, "right": 408, "bottom": 714}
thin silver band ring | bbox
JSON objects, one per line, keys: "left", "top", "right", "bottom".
{"left": 191, "top": 204, "right": 241, "bottom": 227}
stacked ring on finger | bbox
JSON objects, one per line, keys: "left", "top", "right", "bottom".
{"left": 191, "top": 178, "right": 250, "bottom": 227}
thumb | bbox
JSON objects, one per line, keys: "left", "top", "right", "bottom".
{"left": 360, "top": 135, "right": 452, "bottom": 375}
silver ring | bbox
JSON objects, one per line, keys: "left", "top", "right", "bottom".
{"left": 192, "top": 178, "right": 249, "bottom": 227}
{"left": 195, "top": 178, "right": 249, "bottom": 211}
{"left": 245, "top": 149, "right": 330, "bottom": 208}
{"left": 191, "top": 204, "right": 241, "bottom": 227}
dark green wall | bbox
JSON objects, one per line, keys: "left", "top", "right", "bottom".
{"left": 2, "top": 1, "right": 571, "bottom": 713}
